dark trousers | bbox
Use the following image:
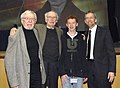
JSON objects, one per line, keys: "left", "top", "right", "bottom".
{"left": 42, "top": 61, "right": 58, "bottom": 88}
{"left": 30, "top": 73, "right": 42, "bottom": 88}
{"left": 87, "top": 60, "right": 112, "bottom": 88}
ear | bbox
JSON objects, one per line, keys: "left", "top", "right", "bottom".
{"left": 66, "top": 23, "right": 68, "bottom": 27}
{"left": 84, "top": 20, "right": 87, "bottom": 24}
{"left": 95, "top": 19, "right": 97, "bottom": 23}
{"left": 76, "top": 23, "right": 78, "bottom": 26}
{"left": 21, "top": 19, "right": 23, "bottom": 24}
{"left": 45, "top": 19, "right": 47, "bottom": 23}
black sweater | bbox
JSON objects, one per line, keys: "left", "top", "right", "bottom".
{"left": 23, "top": 28, "right": 42, "bottom": 88}
{"left": 59, "top": 32, "right": 87, "bottom": 78}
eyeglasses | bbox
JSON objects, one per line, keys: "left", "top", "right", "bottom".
{"left": 47, "top": 16, "right": 57, "bottom": 19}
{"left": 22, "top": 17, "right": 36, "bottom": 21}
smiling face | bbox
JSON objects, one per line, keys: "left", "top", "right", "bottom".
{"left": 66, "top": 18, "right": 78, "bottom": 32}
{"left": 66, "top": 16, "right": 78, "bottom": 32}
{"left": 21, "top": 10, "right": 37, "bottom": 29}
{"left": 84, "top": 12, "right": 97, "bottom": 29}
{"left": 45, "top": 11, "right": 58, "bottom": 28}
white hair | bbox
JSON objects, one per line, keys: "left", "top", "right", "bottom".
{"left": 20, "top": 10, "right": 37, "bottom": 20}
{"left": 45, "top": 10, "right": 58, "bottom": 21}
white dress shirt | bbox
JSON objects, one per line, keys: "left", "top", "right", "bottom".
{"left": 89, "top": 25, "right": 97, "bottom": 59}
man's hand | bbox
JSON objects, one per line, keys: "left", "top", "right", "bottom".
{"left": 108, "top": 72, "right": 115, "bottom": 83}
{"left": 12, "top": 85, "right": 19, "bottom": 88}
{"left": 61, "top": 74, "right": 68, "bottom": 85}
{"left": 10, "top": 27, "right": 17, "bottom": 36}
{"left": 83, "top": 78, "right": 88, "bottom": 83}
{"left": 81, "top": 34, "right": 86, "bottom": 40}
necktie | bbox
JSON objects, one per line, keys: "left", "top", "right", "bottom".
{"left": 87, "top": 30, "right": 91, "bottom": 59}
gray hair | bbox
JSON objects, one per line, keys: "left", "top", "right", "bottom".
{"left": 20, "top": 10, "right": 37, "bottom": 20}
{"left": 84, "top": 10, "right": 97, "bottom": 19}
{"left": 45, "top": 11, "right": 59, "bottom": 21}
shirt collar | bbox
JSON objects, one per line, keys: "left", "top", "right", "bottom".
{"left": 89, "top": 25, "right": 97, "bottom": 32}
{"left": 67, "top": 32, "right": 78, "bottom": 39}
{"left": 47, "top": 26, "right": 55, "bottom": 29}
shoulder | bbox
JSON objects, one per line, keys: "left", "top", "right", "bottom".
{"left": 97, "top": 26, "right": 109, "bottom": 33}
{"left": 35, "top": 24, "right": 47, "bottom": 32}
{"left": 61, "top": 33, "right": 68, "bottom": 42}
{"left": 14, "top": 26, "right": 22, "bottom": 36}
{"left": 35, "top": 24, "right": 46, "bottom": 28}
{"left": 77, "top": 32, "right": 86, "bottom": 40}
{"left": 55, "top": 27, "right": 63, "bottom": 31}
{"left": 55, "top": 27, "right": 63, "bottom": 34}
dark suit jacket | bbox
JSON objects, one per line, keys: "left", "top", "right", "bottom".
{"left": 89, "top": 26, "right": 116, "bottom": 78}
{"left": 36, "top": 0, "right": 86, "bottom": 31}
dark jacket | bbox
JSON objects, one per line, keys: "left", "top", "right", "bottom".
{"left": 86, "top": 26, "right": 116, "bottom": 88}
{"left": 89, "top": 26, "right": 116, "bottom": 75}
{"left": 59, "top": 32, "right": 87, "bottom": 78}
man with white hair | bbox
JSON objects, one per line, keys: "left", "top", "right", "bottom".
{"left": 5, "top": 10, "right": 46, "bottom": 88}
{"left": 10, "top": 10, "right": 63, "bottom": 88}
{"left": 35, "top": 10, "right": 63, "bottom": 88}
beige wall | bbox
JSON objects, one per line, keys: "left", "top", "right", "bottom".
{"left": 0, "top": 59, "right": 9, "bottom": 88}
{"left": 0, "top": 52, "right": 120, "bottom": 88}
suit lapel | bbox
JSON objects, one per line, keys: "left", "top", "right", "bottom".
{"left": 33, "top": 28, "right": 42, "bottom": 53}
{"left": 93, "top": 26, "right": 101, "bottom": 55}
{"left": 19, "top": 26, "right": 30, "bottom": 61}
{"left": 37, "top": 24, "right": 47, "bottom": 49}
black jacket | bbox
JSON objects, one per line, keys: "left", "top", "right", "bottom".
{"left": 59, "top": 32, "right": 87, "bottom": 78}
{"left": 88, "top": 26, "right": 116, "bottom": 75}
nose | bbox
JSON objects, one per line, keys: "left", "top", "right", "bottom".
{"left": 28, "top": 19, "right": 33, "bottom": 23}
